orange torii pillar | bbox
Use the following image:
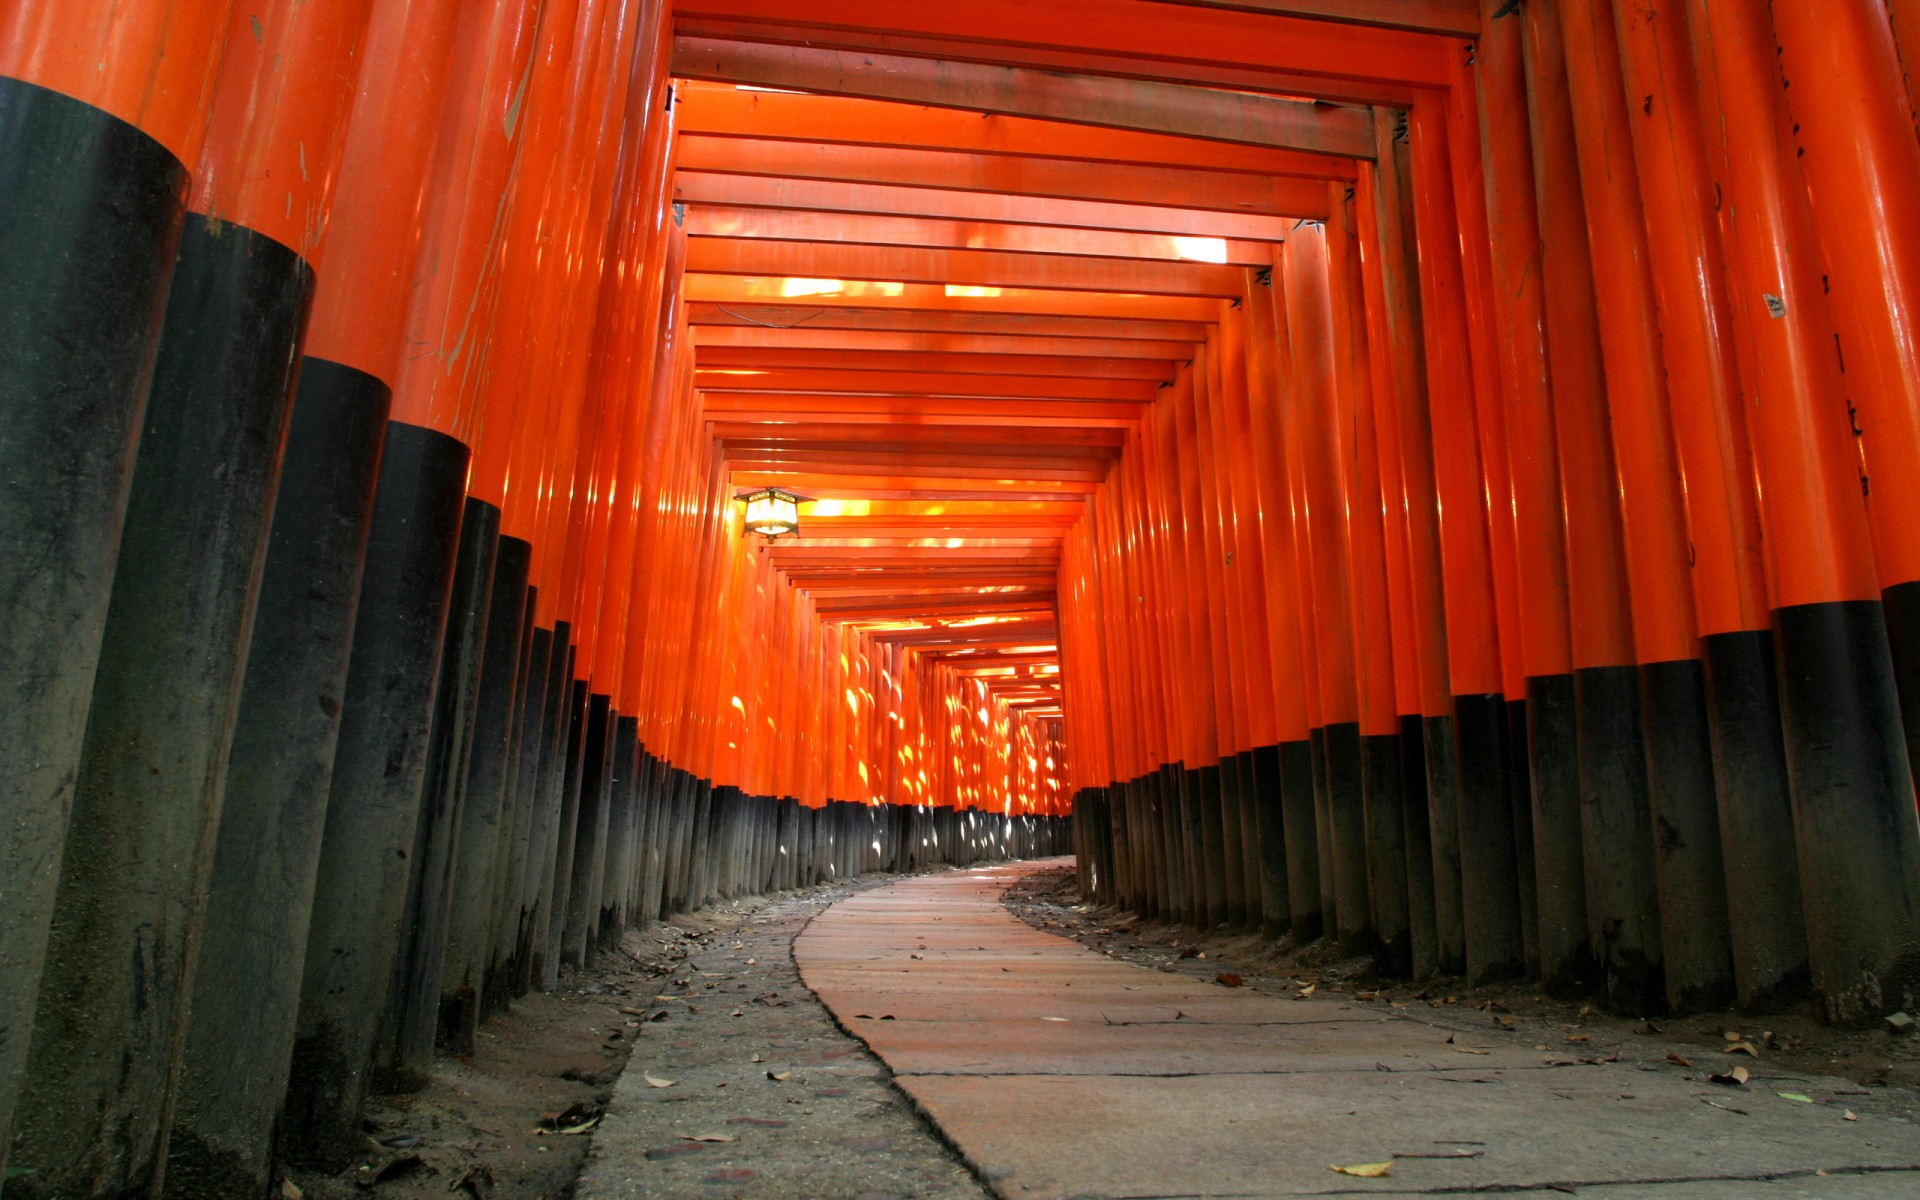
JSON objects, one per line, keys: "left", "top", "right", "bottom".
{"left": 1751, "top": 0, "right": 1920, "bottom": 1026}
{"left": 0, "top": 1, "right": 377, "bottom": 1189}
{"left": 1358, "top": 118, "right": 1454, "bottom": 978}
{"left": 1326, "top": 191, "right": 1416, "bottom": 977}
{"left": 285, "top": 0, "right": 552, "bottom": 1167}
{"left": 1614, "top": 0, "right": 1781, "bottom": 1017}
{"left": 1280, "top": 226, "right": 1375, "bottom": 957}
{"left": 1473, "top": 0, "right": 1580, "bottom": 993}
{"left": 1408, "top": 93, "right": 1529, "bottom": 987}
{"left": 1217, "top": 297, "right": 1289, "bottom": 934}
{"left": 1245, "top": 253, "right": 1328, "bottom": 947}
{"left": 0, "top": 5, "right": 229, "bottom": 1166}
{"left": 1511, "top": 0, "right": 1664, "bottom": 1015}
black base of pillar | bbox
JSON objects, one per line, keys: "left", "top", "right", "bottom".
{"left": 1251, "top": 746, "right": 1291, "bottom": 938}
{"left": 13, "top": 209, "right": 313, "bottom": 1195}
{"left": 1360, "top": 731, "right": 1411, "bottom": 977}
{"left": 1452, "top": 695, "right": 1524, "bottom": 986}
{"left": 1777, "top": 599, "right": 1920, "bottom": 1026}
{"left": 1700, "top": 629, "right": 1808, "bottom": 1011}
{"left": 169, "top": 358, "right": 389, "bottom": 1200}
{"left": 383, "top": 498, "right": 500, "bottom": 1090}
{"left": 284, "top": 422, "right": 470, "bottom": 1171}
{"left": 1421, "top": 715, "right": 1467, "bottom": 976}
{"left": 1573, "top": 665, "right": 1665, "bottom": 1016}
{"left": 1639, "top": 659, "right": 1735, "bottom": 1014}
{"left": 1323, "top": 723, "right": 1373, "bottom": 957}
{"left": 1277, "top": 740, "right": 1322, "bottom": 944}
{"left": 1524, "top": 673, "right": 1595, "bottom": 999}
{"left": 0, "top": 78, "right": 189, "bottom": 1170}
{"left": 1398, "top": 715, "right": 1439, "bottom": 979}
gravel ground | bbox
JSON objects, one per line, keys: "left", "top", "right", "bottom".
{"left": 1000, "top": 863, "right": 1920, "bottom": 1124}
{"left": 574, "top": 875, "right": 990, "bottom": 1200}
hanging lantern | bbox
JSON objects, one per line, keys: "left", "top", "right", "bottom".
{"left": 737, "top": 487, "right": 804, "bottom": 542}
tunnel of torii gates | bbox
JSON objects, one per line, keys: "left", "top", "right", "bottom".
{"left": 7, "top": 0, "right": 1920, "bottom": 1194}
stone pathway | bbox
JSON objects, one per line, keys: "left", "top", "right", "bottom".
{"left": 576, "top": 885, "right": 987, "bottom": 1200}
{"left": 797, "top": 861, "right": 1920, "bottom": 1199}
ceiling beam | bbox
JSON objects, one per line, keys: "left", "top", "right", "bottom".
{"left": 1139, "top": 0, "right": 1479, "bottom": 38}
{"left": 684, "top": 277, "right": 1222, "bottom": 323}
{"left": 685, "top": 238, "right": 1245, "bottom": 298}
{"left": 699, "top": 394, "right": 1146, "bottom": 425}
{"left": 671, "top": 1, "right": 1452, "bottom": 91}
{"left": 677, "top": 137, "right": 1332, "bottom": 215}
{"left": 697, "top": 367, "right": 1160, "bottom": 400}
{"left": 675, "top": 82, "right": 1359, "bottom": 177}
{"left": 673, "top": 38, "right": 1375, "bottom": 157}
{"left": 693, "top": 325, "right": 1194, "bottom": 361}
{"left": 686, "top": 304, "right": 1209, "bottom": 344}
{"left": 683, "top": 206, "right": 1276, "bottom": 265}
{"left": 675, "top": 17, "right": 1422, "bottom": 107}
{"left": 674, "top": 174, "right": 1308, "bottom": 240}
{"left": 709, "top": 421, "right": 1132, "bottom": 447}
{"left": 697, "top": 346, "right": 1178, "bottom": 380}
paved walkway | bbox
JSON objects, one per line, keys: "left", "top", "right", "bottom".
{"left": 796, "top": 861, "right": 1920, "bottom": 1199}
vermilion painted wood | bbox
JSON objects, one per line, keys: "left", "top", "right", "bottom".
{"left": 1517, "top": 0, "right": 1637, "bottom": 674}
{"left": 1610, "top": 0, "right": 1770, "bottom": 637}
{"left": 673, "top": 14, "right": 1424, "bottom": 108}
{"left": 190, "top": 0, "right": 375, "bottom": 258}
{"left": 0, "top": 0, "right": 233, "bottom": 163}
{"left": 387, "top": 0, "right": 548, "bottom": 441}
{"left": 670, "top": 0, "right": 1457, "bottom": 89}
{"left": 1239, "top": 269, "right": 1312, "bottom": 743}
{"left": 1770, "top": 0, "right": 1920, "bottom": 594}
{"left": 299, "top": 0, "right": 464, "bottom": 386}
{"left": 1683, "top": 0, "right": 1879, "bottom": 609}
{"left": 677, "top": 137, "right": 1331, "bottom": 216}
{"left": 1364, "top": 117, "right": 1452, "bottom": 718}
{"left": 695, "top": 326, "right": 1196, "bottom": 361}
{"left": 671, "top": 37, "right": 1377, "bottom": 157}
{"left": 1282, "top": 228, "right": 1360, "bottom": 729}
{"left": 698, "top": 346, "right": 1178, "bottom": 380}
{"left": 686, "top": 207, "right": 1277, "bottom": 267}
{"left": 1559, "top": 0, "right": 1701, "bottom": 667}
{"left": 1470, "top": 5, "right": 1574, "bottom": 682}
{"left": 1407, "top": 94, "right": 1501, "bottom": 698}
{"left": 1352, "top": 167, "right": 1427, "bottom": 717}
{"left": 1443, "top": 56, "right": 1526, "bottom": 700}
{"left": 1217, "top": 299, "right": 1281, "bottom": 748}
{"left": 675, "top": 173, "right": 1310, "bottom": 241}
{"left": 1325, "top": 189, "right": 1400, "bottom": 738}
{"left": 674, "top": 82, "right": 1358, "bottom": 177}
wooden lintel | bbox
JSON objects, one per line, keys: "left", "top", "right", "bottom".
{"left": 671, "top": 37, "right": 1376, "bottom": 158}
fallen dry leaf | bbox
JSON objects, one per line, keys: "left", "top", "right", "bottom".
{"left": 1844, "top": 1110, "right": 1859, "bottom": 1121}
{"left": 750, "top": 1053, "right": 765, "bottom": 1063}
{"left": 280, "top": 1179, "right": 304, "bottom": 1200}
{"left": 644, "top": 1075, "right": 677, "bottom": 1088}
{"left": 1215, "top": 972, "right": 1244, "bottom": 988}
{"left": 1453, "top": 1047, "right": 1491, "bottom": 1056}
{"left": 767, "top": 1070, "right": 792, "bottom": 1081}
{"left": 1706, "top": 1065, "right": 1751, "bottom": 1087}
{"left": 677, "top": 1133, "right": 735, "bottom": 1143}
{"left": 1566, "top": 1034, "right": 1590, "bottom": 1043}
{"left": 1666, "top": 1052, "right": 1693, "bottom": 1068}
{"left": 1329, "top": 1162, "right": 1394, "bottom": 1178}
{"left": 1727, "top": 1041, "right": 1760, "bottom": 1057}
